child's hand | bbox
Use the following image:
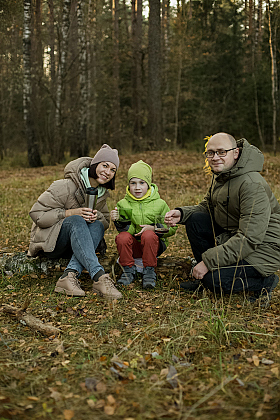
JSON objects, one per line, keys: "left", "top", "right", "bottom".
{"left": 110, "top": 207, "right": 119, "bottom": 221}
{"left": 134, "top": 225, "right": 155, "bottom": 236}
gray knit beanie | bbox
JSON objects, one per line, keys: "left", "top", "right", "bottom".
{"left": 91, "top": 144, "right": 119, "bottom": 169}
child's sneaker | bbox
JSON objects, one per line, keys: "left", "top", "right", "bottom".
{"left": 143, "top": 267, "right": 156, "bottom": 289}
{"left": 117, "top": 265, "right": 136, "bottom": 286}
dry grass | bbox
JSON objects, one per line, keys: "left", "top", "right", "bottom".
{"left": 0, "top": 151, "right": 280, "bottom": 420}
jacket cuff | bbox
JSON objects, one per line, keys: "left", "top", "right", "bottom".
{"left": 175, "top": 208, "right": 184, "bottom": 223}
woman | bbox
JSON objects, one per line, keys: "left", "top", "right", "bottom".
{"left": 27, "top": 144, "right": 122, "bottom": 299}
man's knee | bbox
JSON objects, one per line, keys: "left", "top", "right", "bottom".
{"left": 186, "top": 212, "right": 211, "bottom": 230}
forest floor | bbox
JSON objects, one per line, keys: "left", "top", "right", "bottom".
{"left": 0, "top": 150, "right": 280, "bottom": 420}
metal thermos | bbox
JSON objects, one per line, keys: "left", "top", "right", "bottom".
{"left": 85, "top": 187, "right": 98, "bottom": 210}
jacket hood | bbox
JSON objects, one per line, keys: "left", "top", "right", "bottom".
{"left": 124, "top": 183, "right": 160, "bottom": 203}
{"left": 216, "top": 139, "right": 264, "bottom": 180}
{"left": 64, "top": 157, "right": 92, "bottom": 191}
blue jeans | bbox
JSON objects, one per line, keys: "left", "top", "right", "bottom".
{"left": 44, "top": 216, "right": 105, "bottom": 279}
{"left": 185, "top": 212, "right": 275, "bottom": 294}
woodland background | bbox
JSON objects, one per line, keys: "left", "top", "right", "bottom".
{"left": 0, "top": 0, "right": 280, "bottom": 167}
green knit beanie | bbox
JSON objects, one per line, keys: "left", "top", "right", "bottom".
{"left": 127, "top": 160, "right": 152, "bottom": 188}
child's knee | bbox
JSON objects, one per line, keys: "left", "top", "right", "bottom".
{"left": 115, "top": 231, "right": 133, "bottom": 245}
{"left": 141, "top": 230, "right": 158, "bottom": 243}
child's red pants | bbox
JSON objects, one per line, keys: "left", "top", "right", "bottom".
{"left": 115, "top": 231, "right": 159, "bottom": 268}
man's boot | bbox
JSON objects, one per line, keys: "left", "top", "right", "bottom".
{"left": 248, "top": 273, "right": 279, "bottom": 307}
{"left": 143, "top": 267, "right": 156, "bottom": 289}
{"left": 180, "top": 279, "right": 202, "bottom": 293}
{"left": 117, "top": 265, "right": 136, "bottom": 286}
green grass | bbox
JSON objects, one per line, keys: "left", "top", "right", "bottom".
{"left": 0, "top": 151, "right": 280, "bottom": 419}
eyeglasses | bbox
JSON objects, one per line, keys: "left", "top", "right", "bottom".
{"left": 204, "top": 147, "right": 236, "bottom": 158}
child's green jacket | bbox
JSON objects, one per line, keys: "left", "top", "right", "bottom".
{"left": 116, "top": 183, "right": 177, "bottom": 250}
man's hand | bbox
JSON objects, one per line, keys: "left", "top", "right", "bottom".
{"left": 134, "top": 225, "right": 155, "bottom": 237}
{"left": 192, "top": 261, "right": 209, "bottom": 279}
{"left": 66, "top": 208, "right": 97, "bottom": 223}
{"left": 164, "top": 209, "right": 181, "bottom": 227}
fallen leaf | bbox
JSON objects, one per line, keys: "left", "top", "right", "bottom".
{"left": 271, "top": 367, "right": 279, "bottom": 377}
{"left": 63, "top": 409, "right": 74, "bottom": 420}
{"left": 150, "top": 374, "right": 159, "bottom": 382}
{"left": 261, "top": 358, "right": 274, "bottom": 365}
{"left": 107, "top": 395, "right": 116, "bottom": 405}
{"left": 95, "top": 399, "right": 105, "bottom": 408}
{"left": 252, "top": 355, "right": 259, "bottom": 367}
{"left": 160, "top": 368, "right": 169, "bottom": 376}
{"left": 263, "top": 394, "right": 272, "bottom": 403}
{"left": 128, "top": 371, "right": 136, "bottom": 380}
{"left": 56, "top": 342, "right": 65, "bottom": 353}
{"left": 49, "top": 388, "right": 62, "bottom": 401}
{"left": 96, "top": 381, "right": 107, "bottom": 393}
{"left": 27, "top": 396, "right": 39, "bottom": 401}
{"left": 104, "top": 405, "right": 115, "bottom": 415}
{"left": 87, "top": 399, "right": 95, "bottom": 409}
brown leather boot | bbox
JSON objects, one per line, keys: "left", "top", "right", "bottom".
{"left": 54, "top": 271, "right": 85, "bottom": 297}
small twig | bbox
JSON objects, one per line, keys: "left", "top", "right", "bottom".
{"left": 227, "top": 330, "right": 279, "bottom": 337}
{"left": 183, "top": 375, "right": 237, "bottom": 419}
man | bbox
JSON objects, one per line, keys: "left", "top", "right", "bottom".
{"left": 165, "top": 132, "right": 280, "bottom": 305}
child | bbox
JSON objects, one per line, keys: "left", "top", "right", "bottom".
{"left": 110, "top": 160, "right": 177, "bottom": 289}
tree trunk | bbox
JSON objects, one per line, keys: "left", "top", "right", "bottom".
{"left": 162, "top": 0, "right": 170, "bottom": 142}
{"left": 77, "top": 0, "right": 88, "bottom": 156}
{"left": 146, "top": 0, "right": 162, "bottom": 150}
{"left": 55, "top": 0, "right": 71, "bottom": 162}
{"left": 23, "top": 0, "right": 43, "bottom": 167}
{"left": 46, "top": 0, "right": 56, "bottom": 160}
{"left": 268, "top": 2, "right": 277, "bottom": 155}
{"left": 112, "top": 0, "right": 121, "bottom": 150}
{"left": 131, "top": 0, "right": 143, "bottom": 151}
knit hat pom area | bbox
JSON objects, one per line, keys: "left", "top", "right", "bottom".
{"left": 127, "top": 160, "right": 152, "bottom": 187}
{"left": 90, "top": 144, "right": 119, "bottom": 169}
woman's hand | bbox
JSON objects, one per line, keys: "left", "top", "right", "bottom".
{"left": 134, "top": 225, "right": 155, "bottom": 237}
{"left": 66, "top": 208, "right": 97, "bottom": 223}
{"left": 110, "top": 207, "right": 119, "bottom": 221}
{"left": 164, "top": 210, "right": 181, "bottom": 227}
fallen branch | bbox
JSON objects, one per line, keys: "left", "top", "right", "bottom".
{"left": 1, "top": 299, "right": 60, "bottom": 337}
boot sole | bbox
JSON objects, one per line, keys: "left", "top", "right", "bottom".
{"left": 54, "top": 286, "right": 85, "bottom": 297}
{"left": 143, "top": 284, "right": 155, "bottom": 289}
{"left": 92, "top": 287, "right": 122, "bottom": 300}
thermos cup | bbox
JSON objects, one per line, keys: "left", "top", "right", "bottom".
{"left": 85, "top": 187, "right": 98, "bottom": 210}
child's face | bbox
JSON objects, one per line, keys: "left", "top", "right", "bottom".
{"left": 129, "top": 178, "right": 149, "bottom": 198}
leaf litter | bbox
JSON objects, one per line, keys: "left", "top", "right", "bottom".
{"left": 0, "top": 151, "right": 280, "bottom": 419}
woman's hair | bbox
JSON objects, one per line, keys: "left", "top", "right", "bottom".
{"left": 88, "top": 163, "right": 116, "bottom": 190}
